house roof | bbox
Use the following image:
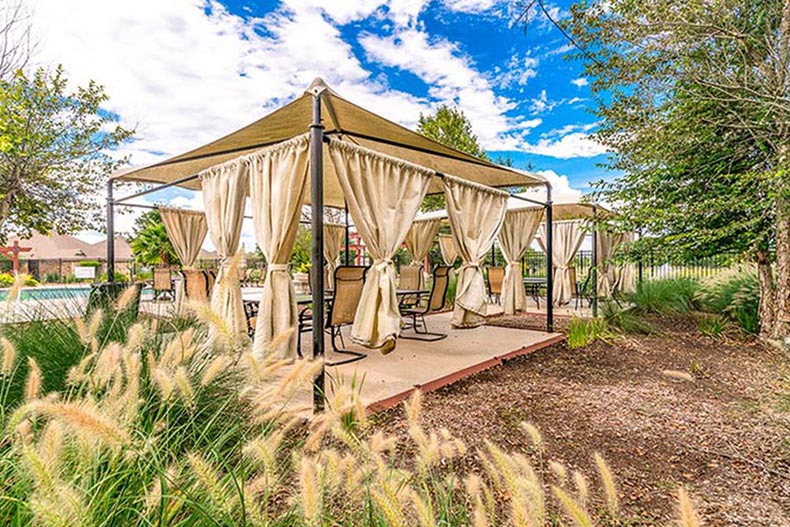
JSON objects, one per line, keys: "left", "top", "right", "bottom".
{"left": 114, "top": 79, "right": 545, "bottom": 209}
{"left": 7, "top": 233, "right": 133, "bottom": 260}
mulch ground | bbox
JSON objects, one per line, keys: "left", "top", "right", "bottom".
{"left": 372, "top": 313, "right": 790, "bottom": 526}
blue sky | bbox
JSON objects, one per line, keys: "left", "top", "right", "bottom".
{"left": 29, "top": 0, "right": 612, "bottom": 243}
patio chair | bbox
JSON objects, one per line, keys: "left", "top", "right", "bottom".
{"left": 398, "top": 265, "right": 421, "bottom": 308}
{"left": 205, "top": 269, "right": 217, "bottom": 295}
{"left": 153, "top": 267, "right": 174, "bottom": 301}
{"left": 243, "top": 300, "right": 258, "bottom": 338}
{"left": 486, "top": 266, "right": 505, "bottom": 304}
{"left": 298, "top": 265, "right": 368, "bottom": 365}
{"left": 181, "top": 269, "right": 209, "bottom": 302}
{"left": 400, "top": 266, "right": 450, "bottom": 341}
{"left": 324, "top": 265, "right": 368, "bottom": 365}
{"left": 574, "top": 267, "right": 595, "bottom": 310}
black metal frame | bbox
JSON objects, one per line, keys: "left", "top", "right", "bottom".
{"left": 400, "top": 265, "right": 450, "bottom": 342}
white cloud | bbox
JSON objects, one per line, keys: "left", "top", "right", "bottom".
{"left": 528, "top": 89, "right": 558, "bottom": 114}
{"left": 359, "top": 27, "right": 517, "bottom": 147}
{"left": 441, "top": 0, "right": 498, "bottom": 14}
{"left": 521, "top": 132, "right": 608, "bottom": 159}
{"left": 496, "top": 53, "right": 539, "bottom": 89}
{"left": 512, "top": 169, "right": 582, "bottom": 205}
{"left": 571, "top": 77, "right": 588, "bottom": 88}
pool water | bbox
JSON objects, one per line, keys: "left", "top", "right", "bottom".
{"left": 0, "top": 287, "right": 92, "bottom": 301}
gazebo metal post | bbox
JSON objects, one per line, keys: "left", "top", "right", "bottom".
{"left": 591, "top": 206, "right": 598, "bottom": 318}
{"left": 344, "top": 203, "right": 350, "bottom": 266}
{"left": 106, "top": 179, "right": 115, "bottom": 282}
{"left": 545, "top": 182, "right": 554, "bottom": 332}
{"left": 309, "top": 92, "right": 326, "bottom": 413}
{"left": 490, "top": 244, "right": 495, "bottom": 266}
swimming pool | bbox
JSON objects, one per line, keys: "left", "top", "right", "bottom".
{"left": 0, "top": 287, "right": 92, "bottom": 301}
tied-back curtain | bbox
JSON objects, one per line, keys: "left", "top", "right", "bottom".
{"left": 443, "top": 176, "right": 508, "bottom": 328}
{"left": 498, "top": 208, "right": 543, "bottom": 315}
{"left": 552, "top": 221, "right": 586, "bottom": 305}
{"left": 596, "top": 230, "right": 616, "bottom": 298}
{"left": 324, "top": 224, "right": 346, "bottom": 289}
{"left": 248, "top": 134, "right": 310, "bottom": 360}
{"left": 438, "top": 234, "right": 459, "bottom": 266}
{"left": 404, "top": 218, "right": 441, "bottom": 288}
{"left": 159, "top": 207, "right": 208, "bottom": 313}
{"left": 616, "top": 232, "right": 637, "bottom": 294}
{"left": 199, "top": 161, "right": 249, "bottom": 348}
{"left": 328, "top": 139, "right": 432, "bottom": 353}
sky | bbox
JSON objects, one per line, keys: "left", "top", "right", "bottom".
{"left": 26, "top": 0, "right": 612, "bottom": 248}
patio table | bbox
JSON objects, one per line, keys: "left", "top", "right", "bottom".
{"left": 522, "top": 277, "right": 547, "bottom": 309}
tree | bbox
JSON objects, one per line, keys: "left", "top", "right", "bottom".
{"left": 564, "top": 0, "right": 790, "bottom": 338}
{"left": 417, "top": 105, "right": 489, "bottom": 211}
{"left": 129, "top": 209, "right": 179, "bottom": 266}
{"left": 0, "top": 65, "right": 132, "bottom": 242}
{"left": 0, "top": 1, "right": 34, "bottom": 81}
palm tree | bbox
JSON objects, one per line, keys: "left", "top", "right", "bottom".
{"left": 129, "top": 210, "right": 180, "bottom": 266}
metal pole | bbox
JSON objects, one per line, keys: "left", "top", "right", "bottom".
{"left": 591, "top": 206, "right": 598, "bottom": 318}
{"left": 106, "top": 178, "right": 115, "bottom": 283}
{"left": 344, "top": 202, "right": 350, "bottom": 266}
{"left": 545, "top": 183, "right": 554, "bottom": 332}
{"left": 490, "top": 243, "right": 496, "bottom": 266}
{"left": 310, "top": 93, "right": 325, "bottom": 413}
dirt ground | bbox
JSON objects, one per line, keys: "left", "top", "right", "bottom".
{"left": 373, "top": 314, "right": 790, "bottom": 526}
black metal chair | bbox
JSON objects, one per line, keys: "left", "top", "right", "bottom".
{"left": 400, "top": 265, "right": 450, "bottom": 341}
{"left": 297, "top": 265, "right": 369, "bottom": 366}
{"left": 323, "top": 265, "right": 368, "bottom": 366}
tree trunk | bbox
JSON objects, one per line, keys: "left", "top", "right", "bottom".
{"left": 757, "top": 249, "right": 776, "bottom": 339}
{"left": 772, "top": 150, "right": 790, "bottom": 339}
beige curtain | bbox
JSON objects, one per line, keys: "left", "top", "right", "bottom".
{"left": 159, "top": 207, "right": 208, "bottom": 313}
{"left": 248, "top": 135, "right": 310, "bottom": 360}
{"left": 328, "top": 139, "right": 432, "bottom": 353}
{"left": 552, "top": 221, "right": 587, "bottom": 305}
{"left": 404, "top": 218, "right": 441, "bottom": 288}
{"left": 324, "top": 223, "right": 346, "bottom": 289}
{"left": 498, "top": 208, "right": 543, "bottom": 315}
{"left": 534, "top": 226, "right": 546, "bottom": 253}
{"left": 199, "top": 160, "right": 249, "bottom": 348}
{"left": 615, "top": 232, "right": 637, "bottom": 294}
{"left": 596, "top": 230, "right": 617, "bottom": 298}
{"left": 438, "top": 234, "right": 459, "bottom": 267}
{"left": 444, "top": 176, "right": 508, "bottom": 328}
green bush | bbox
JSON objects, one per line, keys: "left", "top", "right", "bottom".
{"left": 601, "top": 300, "right": 654, "bottom": 334}
{"left": 698, "top": 315, "right": 727, "bottom": 338}
{"left": 77, "top": 259, "right": 101, "bottom": 267}
{"left": 98, "top": 271, "right": 130, "bottom": 282}
{"left": 567, "top": 317, "right": 610, "bottom": 349}
{"left": 0, "top": 273, "right": 13, "bottom": 287}
{"left": 697, "top": 265, "right": 760, "bottom": 334}
{"left": 628, "top": 277, "right": 700, "bottom": 314}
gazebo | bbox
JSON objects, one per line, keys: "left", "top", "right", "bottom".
{"left": 106, "top": 78, "right": 555, "bottom": 410}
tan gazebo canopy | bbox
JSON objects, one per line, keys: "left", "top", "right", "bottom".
{"left": 114, "top": 79, "right": 546, "bottom": 208}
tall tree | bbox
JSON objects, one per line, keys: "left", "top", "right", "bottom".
{"left": 0, "top": 1, "right": 33, "bottom": 81}
{"left": 0, "top": 65, "right": 132, "bottom": 242}
{"left": 129, "top": 209, "right": 179, "bottom": 267}
{"left": 417, "top": 105, "right": 489, "bottom": 211}
{"left": 565, "top": 0, "right": 790, "bottom": 338}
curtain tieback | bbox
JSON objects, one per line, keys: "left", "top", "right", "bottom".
{"left": 458, "top": 262, "right": 481, "bottom": 272}
{"left": 372, "top": 258, "right": 393, "bottom": 271}
{"left": 268, "top": 264, "right": 289, "bottom": 272}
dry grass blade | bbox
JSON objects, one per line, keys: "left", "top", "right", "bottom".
{"left": 676, "top": 486, "right": 701, "bottom": 527}
{"left": 38, "top": 401, "right": 130, "bottom": 448}
{"left": 553, "top": 485, "right": 593, "bottom": 527}
{"left": 1, "top": 336, "right": 16, "bottom": 375}
{"left": 25, "top": 356, "right": 42, "bottom": 401}
{"left": 593, "top": 452, "right": 619, "bottom": 516}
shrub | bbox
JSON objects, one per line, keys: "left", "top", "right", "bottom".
{"left": 697, "top": 265, "right": 760, "bottom": 334}
{"left": 98, "top": 271, "right": 130, "bottom": 283}
{"left": 0, "top": 312, "right": 702, "bottom": 526}
{"left": 43, "top": 272, "right": 62, "bottom": 283}
{"left": 601, "top": 300, "right": 654, "bottom": 334}
{"left": 628, "top": 277, "right": 700, "bottom": 315}
{"left": 567, "top": 317, "right": 610, "bottom": 349}
{"left": 698, "top": 315, "right": 727, "bottom": 338}
{"left": 0, "top": 273, "right": 13, "bottom": 287}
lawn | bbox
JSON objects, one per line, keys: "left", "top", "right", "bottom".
{"left": 375, "top": 313, "right": 789, "bottom": 526}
